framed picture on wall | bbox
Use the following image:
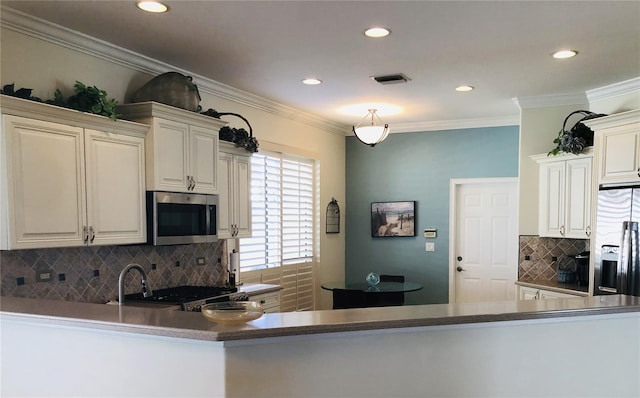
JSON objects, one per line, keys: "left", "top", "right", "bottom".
{"left": 371, "top": 201, "right": 416, "bottom": 237}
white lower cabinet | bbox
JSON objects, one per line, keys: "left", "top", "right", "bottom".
{"left": 518, "top": 286, "right": 582, "bottom": 300}
{"left": 250, "top": 291, "right": 281, "bottom": 313}
{"left": 1, "top": 96, "right": 148, "bottom": 249}
{"left": 217, "top": 142, "right": 251, "bottom": 238}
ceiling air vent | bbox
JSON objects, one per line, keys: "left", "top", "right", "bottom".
{"left": 372, "top": 73, "right": 411, "bottom": 85}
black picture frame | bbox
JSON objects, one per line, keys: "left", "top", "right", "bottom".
{"left": 371, "top": 201, "right": 416, "bottom": 237}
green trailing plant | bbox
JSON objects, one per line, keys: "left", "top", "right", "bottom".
{"left": 47, "top": 81, "right": 119, "bottom": 120}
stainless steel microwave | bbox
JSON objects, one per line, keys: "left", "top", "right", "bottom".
{"left": 147, "top": 191, "right": 218, "bottom": 245}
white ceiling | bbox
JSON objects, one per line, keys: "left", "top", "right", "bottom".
{"left": 3, "top": 1, "right": 639, "bottom": 131}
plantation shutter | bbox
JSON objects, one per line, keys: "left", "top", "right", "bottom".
{"left": 281, "top": 157, "right": 313, "bottom": 264}
{"left": 240, "top": 151, "right": 314, "bottom": 271}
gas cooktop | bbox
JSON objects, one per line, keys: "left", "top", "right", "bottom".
{"left": 124, "top": 285, "right": 238, "bottom": 304}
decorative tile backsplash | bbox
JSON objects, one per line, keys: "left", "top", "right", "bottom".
{"left": 518, "top": 235, "right": 589, "bottom": 281}
{"left": 0, "top": 241, "right": 228, "bottom": 303}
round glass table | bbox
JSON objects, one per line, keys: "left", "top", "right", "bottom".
{"left": 321, "top": 281, "right": 422, "bottom": 293}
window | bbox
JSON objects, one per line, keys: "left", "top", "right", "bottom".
{"left": 239, "top": 150, "right": 314, "bottom": 272}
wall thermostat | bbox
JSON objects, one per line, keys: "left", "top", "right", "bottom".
{"left": 424, "top": 228, "right": 437, "bottom": 238}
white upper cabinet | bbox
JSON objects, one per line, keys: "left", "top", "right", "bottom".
{"left": 218, "top": 142, "right": 252, "bottom": 239}
{"left": 118, "top": 102, "right": 226, "bottom": 194}
{"left": 533, "top": 149, "right": 593, "bottom": 239}
{"left": 84, "top": 129, "right": 147, "bottom": 246}
{"left": 584, "top": 110, "right": 640, "bottom": 186}
{"left": 1, "top": 96, "right": 148, "bottom": 249}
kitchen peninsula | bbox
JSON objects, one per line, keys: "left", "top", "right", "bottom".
{"left": 2, "top": 295, "right": 639, "bottom": 397}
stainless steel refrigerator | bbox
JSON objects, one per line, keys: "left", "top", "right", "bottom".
{"left": 594, "top": 186, "right": 640, "bottom": 297}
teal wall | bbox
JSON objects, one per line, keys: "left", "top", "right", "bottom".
{"left": 345, "top": 126, "right": 519, "bottom": 304}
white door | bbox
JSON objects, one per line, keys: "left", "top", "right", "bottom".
{"left": 450, "top": 178, "right": 518, "bottom": 303}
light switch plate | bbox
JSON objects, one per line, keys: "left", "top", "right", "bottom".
{"left": 425, "top": 242, "right": 435, "bottom": 252}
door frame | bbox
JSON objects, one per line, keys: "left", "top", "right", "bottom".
{"left": 448, "top": 177, "right": 519, "bottom": 303}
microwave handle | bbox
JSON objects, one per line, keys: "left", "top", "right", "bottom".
{"left": 208, "top": 204, "right": 217, "bottom": 235}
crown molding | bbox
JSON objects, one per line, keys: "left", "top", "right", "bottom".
{"left": 512, "top": 93, "right": 588, "bottom": 109}
{"left": 582, "top": 109, "right": 640, "bottom": 130}
{"left": 0, "top": 6, "right": 350, "bottom": 136}
{"left": 389, "top": 115, "right": 520, "bottom": 134}
{"left": 586, "top": 77, "right": 640, "bottom": 103}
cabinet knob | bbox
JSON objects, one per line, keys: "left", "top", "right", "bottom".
{"left": 637, "top": 168, "right": 640, "bottom": 178}
{"left": 586, "top": 226, "right": 591, "bottom": 237}
{"left": 560, "top": 225, "right": 565, "bottom": 236}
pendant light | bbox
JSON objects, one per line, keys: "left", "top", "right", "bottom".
{"left": 352, "top": 109, "right": 390, "bottom": 147}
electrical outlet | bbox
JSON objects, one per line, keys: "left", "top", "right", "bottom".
{"left": 35, "top": 268, "right": 54, "bottom": 282}
{"left": 196, "top": 257, "right": 205, "bottom": 266}
{"left": 425, "top": 242, "right": 435, "bottom": 252}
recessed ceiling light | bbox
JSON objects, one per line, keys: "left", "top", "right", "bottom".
{"left": 137, "top": 1, "right": 168, "bottom": 13}
{"left": 302, "top": 78, "right": 322, "bottom": 85}
{"left": 455, "top": 85, "right": 475, "bottom": 92}
{"left": 552, "top": 49, "right": 578, "bottom": 59}
{"left": 364, "top": 27, "right": 391, "bottom": 38}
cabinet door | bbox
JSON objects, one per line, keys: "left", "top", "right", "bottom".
{"left": 565, "top": 157, "right": 592, "bottom": 238}
{"left": 234, "top": 155, "right": 252, "bottom": 238}
{"left": 538, "top": 161, "right": 566, "bottom": 238}
{"left": 84, "top": 129, "right": 146, "bottom": 246}
{"left": 189, "top": 125, "right": 218, "bottom": 194}
{"left": 518, "top": 286, "right": 539, "bottom": 300}
{"left": 600, "top": 130, "right": 640, "bottom": 184}
{"left": 150, "top": 118, "right": 189, "bottom": 192}
{"left": 2, "top": 115, "right": 86, "bottom": 249}
{"left": 251, "top": 291, "right": 281, "bottom": 313}
{"left": 217, "top": 151, "right": 234, "bottom": 239}
{"left": 539, "top": 289, "right": 581, "bottom": 299}
{"left": 217, "top": 152, "right": 252, "bottom": 239}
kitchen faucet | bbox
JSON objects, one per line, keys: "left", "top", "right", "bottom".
{"left": 118, "top": 263, "right": 153, "bottom": 305}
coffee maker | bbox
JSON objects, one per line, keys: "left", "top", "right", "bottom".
{"left": 575, "top": 251, "right": 590, "bottom": 287}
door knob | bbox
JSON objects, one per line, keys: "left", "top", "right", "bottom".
{"left": 457, "top": 256, "right": 463, "bottom": 261}
{"left": 456, "top": 266, "right": 466, "bottom": 272}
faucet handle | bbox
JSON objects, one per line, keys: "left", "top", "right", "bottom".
{"left": 141, "top": 278, "right": 153, "bottom": 298}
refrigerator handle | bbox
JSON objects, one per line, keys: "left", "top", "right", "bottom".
{"left": 617, "top": 221, "right": 639, "bottom": 295}
{"left": 598, "top": 286, "right": 618, "bottom": 294}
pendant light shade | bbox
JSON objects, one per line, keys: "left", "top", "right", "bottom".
{"left": 352, "top": 109, "right": 389, "bottom": 147}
